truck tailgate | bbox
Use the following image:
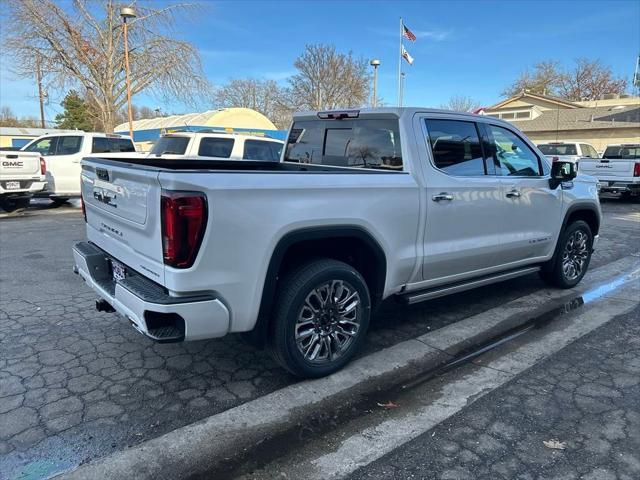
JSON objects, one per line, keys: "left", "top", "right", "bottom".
{"left": 579, "top": 158, "right": 635, "bottom": 179}
{"left": 0, "top": 151, "right": 41, "bottom": 178}
{"left": 81, "top": 159, "right": 166, "bottom": 284}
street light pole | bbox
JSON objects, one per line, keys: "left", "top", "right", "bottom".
{"left": 120, "top": 6, "right": 136, "bottom": 138}
{"left": 370, "top": 59, "right": 380, "bottom": 108}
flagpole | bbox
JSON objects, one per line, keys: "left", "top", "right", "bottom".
{"left": 398, "top": 17, "right": 403, "bottom": 106}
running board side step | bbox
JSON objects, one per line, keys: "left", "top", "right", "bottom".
{"left": 400, "top": 266, "right": 541, "bottom": 305}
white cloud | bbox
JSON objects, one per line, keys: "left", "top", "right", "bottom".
{"left": 412, "top": 29, "right": 452, "bottom": 42}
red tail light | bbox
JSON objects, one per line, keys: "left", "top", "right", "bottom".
{"left": 161, "top": 190, "right": 207, "bottom": 268}
{"left": 40, "top": 157, "right": 46, "bottom": 175}
{"left": 634, "top": 162, "right": 640, "bottom": 177}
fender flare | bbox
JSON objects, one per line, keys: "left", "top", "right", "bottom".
{"left": 248, "top": 226, "right": 387, "bottom": 345}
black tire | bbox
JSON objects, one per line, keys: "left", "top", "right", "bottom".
{"left": 50, "top": 197, "right": 69, "bottom": 206}
{"left": 539, "top": 220, "right": 593, "bottom": 289}
{"left": 268, "top": 259, "right": 371, "bottom": 378}
{"left": 0, "top": 197, "right": 30, "bottom": 212}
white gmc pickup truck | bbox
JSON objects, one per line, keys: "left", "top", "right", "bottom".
{"left": 0, "top": 150, "right": 46, "bottom": 211}
{"left": 73, "top": 108, "right": 601, "bottom": 377}
{"left": 580, "top": 143, "right": 640, "bottom": 199}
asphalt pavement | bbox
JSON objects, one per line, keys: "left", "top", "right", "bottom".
{"left": 349, "top": 304, "right": 640, "bottom": 480}
{"left": 0, "top": 196, "right": 638, "bottom": 479}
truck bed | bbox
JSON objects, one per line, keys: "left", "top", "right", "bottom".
{"left": 84, "top": 157, "right": 402, "bottom": 174}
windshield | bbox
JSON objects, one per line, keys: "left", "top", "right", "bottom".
{"left": 537, "top": 144, "right": 577, "bottom": 156}
{"left": 603, "top": 146, "right": 640, "bottom": 159}
{"left": 150, "top": 136, "right": 189, "bottom": 156}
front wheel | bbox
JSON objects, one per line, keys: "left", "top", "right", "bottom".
{"left": 540, "top": 220, "right": 593, "bottom": 288}
{"left": 268, "top": 259, "right": 371, "bottom": 378}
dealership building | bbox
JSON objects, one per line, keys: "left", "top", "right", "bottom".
{"left": 114, "top": 107, "right": 285, "bottom": 151}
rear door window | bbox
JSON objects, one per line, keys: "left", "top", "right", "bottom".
{"left": 197, "top": 137, "right": 234, "bottom": 158}
{"left": 285, "top": 119, "right": 402, "bottom": 170}
{"left": 243, "top": 140, "right": 279, "bottom": 160}
{"left": 55, "top": 136, "right": 83, "bottom": 155}
{"left": 580, "top": 144, "right": 597, "bottom": 158}
{"left": 150, "top": 136, "right": 190, "bottom": 156}
{"left": 425, "top": 119, "right": 486, "bottom": 176}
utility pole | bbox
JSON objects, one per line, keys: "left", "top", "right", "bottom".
{"left": 35, "top": 54, "right": 45, "bottom": 128}
{"left": 120, "top": 6, "right": 137, "bottom": 138}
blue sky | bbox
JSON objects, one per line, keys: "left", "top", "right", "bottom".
{"left": 1, "top": 0, "right": 639, "bottom": 122}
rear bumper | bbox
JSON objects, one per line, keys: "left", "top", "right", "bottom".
{"left": 0, "top": 180, "right": 47, "bottom": 195}
{"left": 72, "top": 241, "right": 230, "bottom": 342}
{"left": 597, "top": 181, "right": 640, "bottom": 194}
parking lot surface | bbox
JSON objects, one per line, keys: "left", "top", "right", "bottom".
{"left": 0, "top": 197, "right": 639, "bottom": 478}
{"left": 350, "top": 305, "right": 640, "bottom": 480}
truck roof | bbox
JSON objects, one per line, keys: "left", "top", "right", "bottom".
{"left": 292, "top": 107, "right": 517, "bottom": 129}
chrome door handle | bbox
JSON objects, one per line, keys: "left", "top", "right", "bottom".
{"left": 432, "top": 193, "right": 453, "bottom": 202}
{"left": 506, "top": 189, "right": 521, "bottom": 198}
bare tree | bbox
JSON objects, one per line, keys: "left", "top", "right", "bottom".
{"left": 502, "top": 61, "right": 564, "bottom": 98}
{"left": 0, "top": 106, "right": 40, "bottom": 128}
{"left": 502, "top": 58, "right": 627, "bottom": 101}
{"left": 289, "top": 44, "right": 370, "bottom": 110}
{"left": 558, "top": 58, "right": 628, "bottom": 101}
{"left": 215, "top": 78, "right": 292, "bottom": 129}
{"left": 440, "top": 95, "right": 480, "bottom": 112}
{"left": 4, "top": 0, "right": 211, "bottom": 132}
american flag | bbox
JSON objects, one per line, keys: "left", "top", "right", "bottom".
{"left": 402, "top": 24, "right": 416, "bottom": 42}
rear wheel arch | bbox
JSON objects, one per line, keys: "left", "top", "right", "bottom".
{"left": 245, "top": 226, "right": 387, "bottom": 347}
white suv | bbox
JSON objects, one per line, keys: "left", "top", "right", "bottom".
{"left": 149, "top": 131, "right": 284, "bottom": 161}
{"left": 22, "top": 132, "right": 136, "bottom": 201}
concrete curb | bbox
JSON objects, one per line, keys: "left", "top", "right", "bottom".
{"left": 57, "top": 256, "right": 640, "bottom": 480}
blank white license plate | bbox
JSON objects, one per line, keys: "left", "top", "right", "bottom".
{"left": 111, "top": 260, "right": 126, "bottom": 282}
{"left": 5, "top": 181, "right": 20, "bottom": 190}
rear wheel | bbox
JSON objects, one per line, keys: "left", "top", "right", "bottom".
{"left": 268, "top": 259, "right": 371, "bottom": 378}
{"left": 0, "top": 196, "right": 30, "bottom": 212}
{"left": 539, "top": 220, "right": 593, "bottom": 288}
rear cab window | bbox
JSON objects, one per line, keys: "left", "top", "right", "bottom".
{"left": 284, "top": 118, "right": 402, "bottom": 170}
{"left": 538, "top": 143, "right": 578, "bottom": 156}
{"left": 603, "top": 145, "right": 640, "bottom": 159}
{"left": 150, "top": 136, "right": 190, "bottom": 156}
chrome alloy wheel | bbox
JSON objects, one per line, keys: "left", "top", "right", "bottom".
{"left": 294, "top": 280, "right": 361, "bottom": 364}
{"left": 562, "top": 229, "right": 589, "bottom": 281}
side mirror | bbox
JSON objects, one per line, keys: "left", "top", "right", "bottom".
{"left": 549, "top": 161, "right": 577, "bottom": 189}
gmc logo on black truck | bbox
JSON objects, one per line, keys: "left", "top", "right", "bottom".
{"left": 2, "top": 161, "right": 23, "bottom": 168}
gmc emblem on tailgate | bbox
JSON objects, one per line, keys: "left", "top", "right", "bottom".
{"left": 2, "top": 161, "right": 23, "bottom": 168}
{"left": 96, "top": 168, "right": 110, "bottom": 181}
